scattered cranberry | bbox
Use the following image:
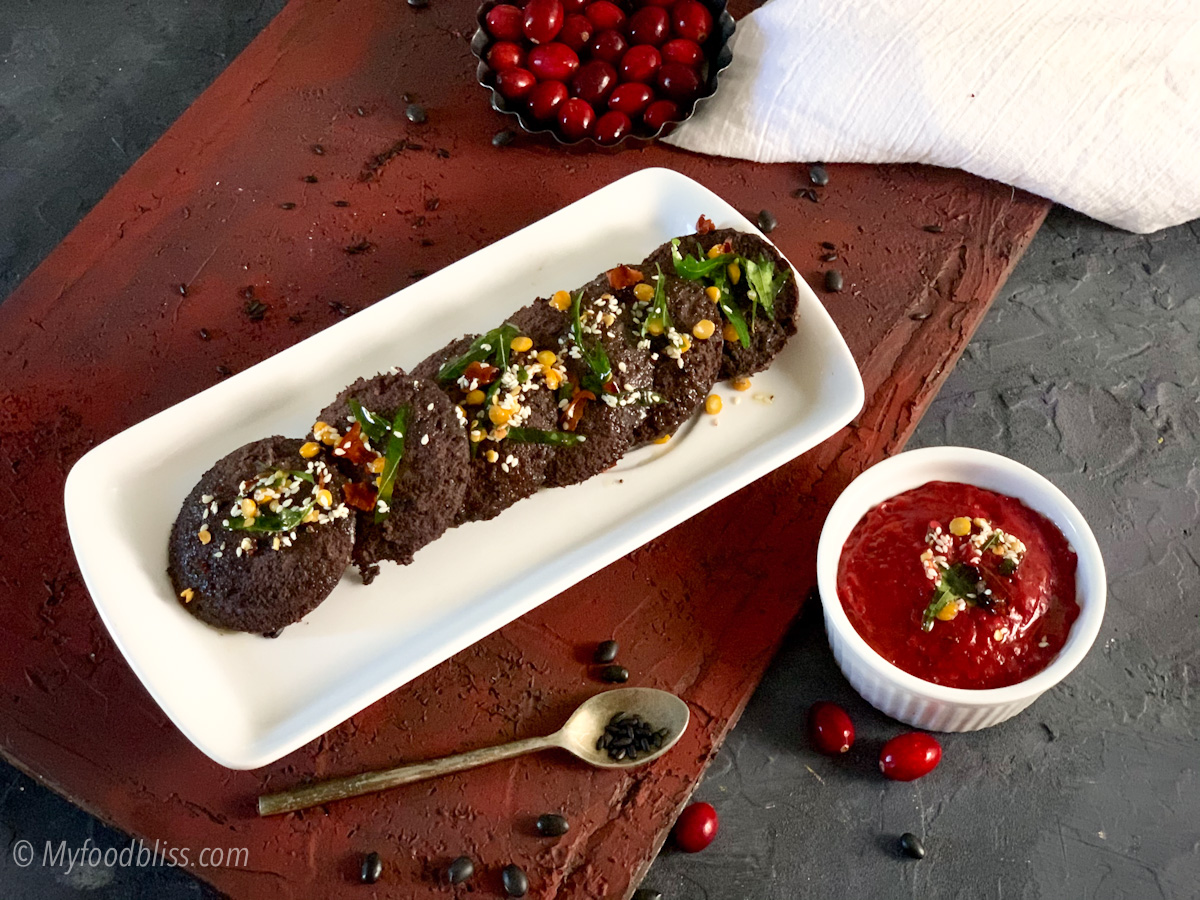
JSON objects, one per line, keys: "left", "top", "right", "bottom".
{"left": 619, "top": 45, "right": 661, "bottom": 83}
{"left": 656, "top": 61, "right": 701, "bottom": 101}
{"left": 642, "top": 0, "right": 675, "bottom": 6}
{"left": 583, "top": 0, "right": 626, "bottom": 31}
{"left": 523, "top": 0, "right": 564, "bottom": 44}
{"left": 673, "top": 802, "right": 718, "bottom": 852}
{"left": 571, "top": 59, "right": 617, "bottom": 105}
{"left": 485, "top": 4, "right": 525, "bottom": 41}
{"left": 661, "top": 37, "right": 703, "bottom": 66}
{"left": 562, "top": 0, "right": 588, "bottom": 11}
{"left": 594, "top": 110, "right": 632, "bottom": 144}
{"left": 495, "top": 67, "right": 537, "bottom": 101}
{"left": 558, "top": 97, "right": 596, "bottom": 140}
{"left": 558, "top": 13, "right": 594, "bottom": 51}
{"left": 879, "top": 733, "right": 942, "bottom": 781}
{"left": 807, "top": 701, "right": 855, "bottom": 755}
{"left": 589, "top": 28, "right": 628, "bottom": 64}
{"left": 671, "top": 0, "right": 714, "bottom": 43}
{"left": 628, "top": 6, "right": 671, "bottom": 45}
{"left": 642, "top": 98, "right": 680, "bottom": 131}
{"left": 528, "top": 42, "right": 580, "bottom": 80}
{"left": 487, "top": 41, "right": 526, "bottom": 72}
{"left": 528, "top": 80, "right": 569, "bottom": 119}
{"left": 608, "top": 82, "right": 654, "bottom": 116}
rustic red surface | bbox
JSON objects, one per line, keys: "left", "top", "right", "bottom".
{"left": 0, "top": 0, "right": 1049, "bottom": 897}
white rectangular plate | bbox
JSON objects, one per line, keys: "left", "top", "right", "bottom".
{"left": 65, "top": 168, "right": 864, "bottom": 769}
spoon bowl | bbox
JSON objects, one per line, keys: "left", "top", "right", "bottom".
{"left": 556, "top": 687, "right": 690, "bottom": 768}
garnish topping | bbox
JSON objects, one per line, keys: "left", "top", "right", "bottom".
{"left": 919, "top": 516, "right": 1026, "bottom": 631}
{"left": 640, "top": 265, "right": 673, "bottom": 338}
{"left": 227, "top": 468, "right": 330, "bottom": 536}
{"left": 505, "top": 426, "right": 587, "bottom": 446}
{"left": 436, "top": 324, "right": 520, "bottom": 383}
{"left": 569, "top": 289, "right": 614, "bottom": 394}
{"left": 606, "top": 265, "right": 645, "bottom": 290}
{"left": 371, "top": 404, "right": 410, "bottom": 523}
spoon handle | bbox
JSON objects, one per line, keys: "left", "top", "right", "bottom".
{"left": 257, "top": 734, "right": 557, "bottom": 816}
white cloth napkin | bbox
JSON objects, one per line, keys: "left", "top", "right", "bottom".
{"left": 666, "top": 0, "right": 1200, "bottom": 233}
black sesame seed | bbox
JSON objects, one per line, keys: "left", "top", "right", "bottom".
{"left": 900, "top": 832, "right": 926, "bottom": 859}
{"left": 344, "top": 240, "right": 374, "bottom": 255}
{"left": 405, "top": 103, "right": 427, "bottom": 124}
{"left": 824, "top": 269, "right": 844, "bottom": 293}
{"left": 333, "top": 200, "right": 350, "bottom": 207}
{"left": 809, "top": 162, "right": 829, "bottom": 186}
{"left": 241, "top": 285, "right": 255, "bottom": 299}
{"left": 923, "top": 224, "right": 944, "bottom": 233}
{"left": 360, "top": 851, "right": 383, "bottom": 884}
{"left": 632, "top": 891, "right": 663, "bottom": 900}
{"left": 501, "top": 864, "right": 529, "bottom": 898}
{"left": 792, "top": 187, "right": 819, "bottom": 202}
{"left": 493, "top": 130, "right": 516, "bottom": 147}
{"left": 244, "top": 300, "right": 268, "bottom": 321}
{"left": 436, "top": 147, "right": 451, "bottom": 158}
{"left": 303, "top": 174, "right": 318, "bottom": 183}
{"left": 177, "top": 283, "right": 188, "bottom": 296}
{"left": 198, "top": 327, "right": 210, "bottom": 341}
{"left": 536, "top": 813, "right": 570, "bottom": 837}
{"left": 425, "top": 197, "right": 440, "bottom": 211}
{"left": 594, "top": 640, "right": 619, "bottom": 663}
{"left": 311, "top": 143, "right": 325, "bottom": 155}
{"left": 402, "top": 92, "right": 413, "bottom": 103}
{"left": 355, "top": 106, "right": 367, "bottom": 117}
{"left": 600, "top": 664, "right": 629, "bottom": 683}
{"left": 278, "top": 202, "right": 296, "bottom": 210}
{"left": 328, "top": 300, "right": 352, "bottom": 317}
{"left": 757, "top": 208, "right": 778, "bottom": 233}
{"left": 446, "top": 856, "right": 474, "bottom": 884}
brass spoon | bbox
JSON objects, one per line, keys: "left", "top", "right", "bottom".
{"left": 258, "top": 687, "right": 689, "bottom": 816}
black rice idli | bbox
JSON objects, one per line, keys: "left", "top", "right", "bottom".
{"left": 167, "top": 436, "right": 356, "bottom": 635}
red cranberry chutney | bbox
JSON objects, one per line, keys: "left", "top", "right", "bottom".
{"left": 837, "top": 481, "right": 1080, "bottom": 690}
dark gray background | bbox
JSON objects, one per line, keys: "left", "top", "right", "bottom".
{"left": 2, "top": 3, "right": 1197, "bottom": 898}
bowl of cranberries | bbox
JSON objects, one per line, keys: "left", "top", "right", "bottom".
{"left": 472, "top": 0, "right": 735, "bottom": 146}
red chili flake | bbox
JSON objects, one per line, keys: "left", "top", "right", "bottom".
{"left": 463, "top": 360, "right": 500, "bottom": 386}
{"left": 696, "top": 215, "right": 715, "bottom": 235}
{"left": 336, "top": 422, "right": 379, "bottom": 466}
{"left": 561, "top": 389, "right": 596, "bottom": 432}
{"left": 343, "top": 481, "right": 377, "bottom": 511}
{"left": 606, "top": 265, "right": 645, "bottom": 290}
{"left": 602, "top": 380, "right": 618, "bottom": 395}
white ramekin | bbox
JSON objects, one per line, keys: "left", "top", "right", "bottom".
{"left": 816, "top": 447, "right": 1106, "bottom": 732}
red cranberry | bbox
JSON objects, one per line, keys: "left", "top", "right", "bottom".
{"left": 661, "top": 37, "right": 704, "bottom": 66}
{"left": 528, "top": 79, "right": 569, "bottom": 119}
{"left": 619, "top": 45, "right": 661, "bottom": 83}
{"left": 523, "top": 0, "right": 564, "bottom": 44}
{"left": 495, "top": 67, "right": 537, "bottom": 101}
{"left": 671, "top": 0, "right": 714, "bottom": 43}
{"left": 557, "top": 97, "right": 596, "bottom": 140}
{"left": 673, "top": 802, "right": 718, "bottom": 852}
{"left": 594, "top": 110, "right": 632, "bottom": 144}
{"left": 528, "top": 43, "right": 580, "bottom": 80}
{"left": 571, "top": 59, "right": 617, "bottom": 105}
{"left": 641, "top": 0, "right": 676, "bottom": 6}
{"left": 642, "top": 98, "right": 680, "bottom": 131}
{"left": 608, "top": 82, "right": 653, "bottom": 116}
{"left": 559, "top": 14, "right": 594, "bottom": 51}
{"left": 486, "top": 41, "right": 526, "bottom": 72}
{"left": 562, "top": 0, "right": 588, "bottom": 10}
{"left": 583, "top": 0, "right": 626, "bottom": 31}
{"left": 589, "top": 29, "right": 628, "bottom": 65}
{"left": 628, "top": 6, "right": 671, "bottom": 45}
{"left": 807, "top": 701, "right": 855, "bottom": 755}
{"left": 656, "top": 61, "right": 701, "bottom": 101}
{"left": 485, "top": 4, "right": 525, "bottom": 41}
{"left": 879, "top": 733, "right": 942, "bottom": 781}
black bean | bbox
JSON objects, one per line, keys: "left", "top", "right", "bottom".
{"left": 198, "top": 328, "right": 210, "bottom": 341}
{"left": 311, "top": 143, "right": 325, "bottom": 155}
{"left": 241, "top": 285, "right": 256, "bottom": 299}
{"left": 809, "top": 163, "right": 829, "bottom": 186}
{"left": 492, "top": 130, "right": 516, "bottom": 147}
{"left": 501, "top": 864, "right": 529, "bottom": 897}
{"left": 303, "top": 174, "right": 318, "bottom": 183}
{"left": 360, "top": 851, "right": 383, "bottom": 884}
{"left": 922, "top": 224, "right": 944, "bottom": 233}
{"left": 536, "top": 814, "right": 570, "bottom": 837}
{"left": 405, "top": 103, "right": 427, "bottom": 124}
{"left": 262, "top": 628, "right": 283, "bottom": 639}
{"left": 821, "top": 241, "right": 836, "bottom": 250}
{"left": 594, "top": 640, "right": 619, "bottom": 663}
{"left": 408, "top": 0, "right": 429, "bottom": 8}
{"left": 244, "top": 300, "right": 268, "bottom": 321}
{"left": 333, "top": 200, "right": 350, "bottom": 207}
{"left": 613, "top": 747, "right": 626, "bottom": 760}
{"left": 909, "top": 312, "right": 930, "bottom": 321}
{"left": 216, "top": 364, "right": 232, "bottom": 376}
{"left": 756, "top": 209, "right": 778, "bottom": 234}
{"left": 446, "top": 856, "right": 474, "bottom": 884}
{"left": 899, "top": 832, "right": 925, "bottom": 859}
{"left": 820, "top": 252, "right": 838, "bottom": 262}
{"left": 600, "top": 665, "right": 629, "bottom": 683}
{"left": 824, "top": 269, "right": 844, "bottom": 293}
{"left": 278, "top": 202, "right": 296, "bottom": 210}
{"left": 632, "top": 891, "right": 663, "bottom": 900}
{"left": 611, "top": 736, "right": 632, "bottom": 747}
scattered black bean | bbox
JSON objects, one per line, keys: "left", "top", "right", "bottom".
{"left": 344, "top": 240, "right": 374, "bottom": 255}
{"left": 177, "top": 283, "right": 188, "bottom": 297}
{"left": 329, "top": 300, "right": 352, "bottom": 317}
{"left": 408, "top": 0, "right": 429, "bottom": 8}
{"left": 909, "top": 312, "right": 930, "bottom": 321}
{"left": 600, "top": 664, "right": 629, "bottom": 683}
{"left": 244, "top": 300, "right": 268, "bottom": 321}
{"left": 303, "top": 174, "right": 319, "bottom": 183}
{"left": 333, "top": 200, "right": 350, "bottom": 207}
{"left": 311, "top": 143, "right": 325, "bottom": 155}
{"left": 899, "top": 832, "right": 925, "bottom": 860}
{"left": 922, "top": 224, "right": 944, "bottom": 233}
{"left": 446, "top": 856, "right": 474, "bottom": 884}
{"left": 821, "top": 241, "right": 836, "bottom": 250}
{"left": 757, "top": 209, "right": 778, "bottom": 233}
{"left": 792, "top": 187, "right": 819, "bottom": 203}
{"left": 405, "top": 103, "right": 427, "bottom": 124}
{"left": 262, "top": 628, "right": 283, "bottom": 639}
{"left": 425, "top": 197, "right": 440, "bottom": 211}
{"left": 536, "top": 813, "right": 570, "bottom": 837}
{"left": 198, "top": 327, "right": 210, "bottom": 341}
{"left": 360, "top": 851, "right": 383, "bottom": 884}
{"left": 436, "top": 147, "right": 451, "bottom": 158}
{"left": 402, "top": 92, "right": 413, "bottom": 103}
{"left": 820, "top": 252, "right": 838, "bottom": 262}
{"left": 501, "top": 864, "right": 529, "bottom": 897}
{"left": 632, "top": 890, "right": 663, "bottom": 900}
{"left": 594, "top": 640, "right": 619, "bottom": 663}
{"left": 493, "top": 130, "right": 516, "bottom": 147}
{"left": 278, "top": 202, "right": 296, "bottom": 210}
{"left": 824, "top": 269, "right": 844, "bottom": 293}
{"left": 409, "top": 269, "right": 428, "bottom": 280}
{"left": 216, "top": 364, "right": 232, "bottom": 376}
{"left": 809, "top": 163, "right": 829, "bottom": 186}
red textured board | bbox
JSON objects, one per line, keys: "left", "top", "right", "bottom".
{"left": 0, "top": 0, "right": 1049, "bottom": 897}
